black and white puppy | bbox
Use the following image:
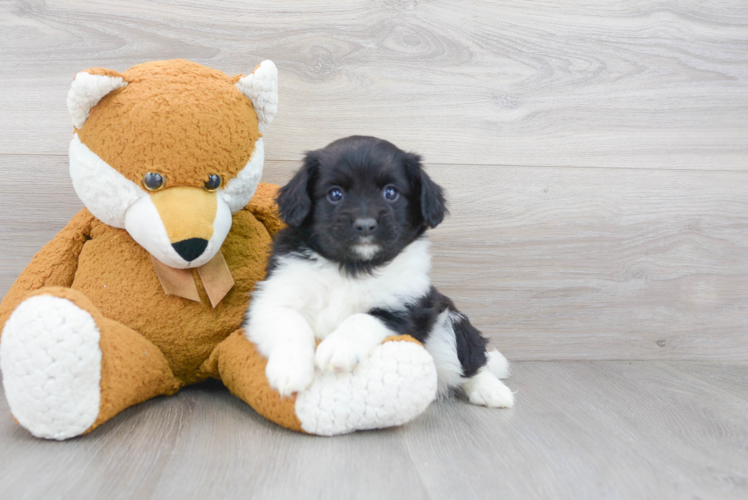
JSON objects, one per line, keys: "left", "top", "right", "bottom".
{"left": 245, "top": 136, "right": 514, "bottom": 408}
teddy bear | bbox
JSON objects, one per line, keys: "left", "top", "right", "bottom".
{"left": 0, "top": 59, "right": 437, "bottom": 439}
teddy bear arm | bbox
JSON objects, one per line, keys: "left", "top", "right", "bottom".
{"left": 245, "top": 182, "right": 285, "bottom": 237}
{"left": 0, "top": 208, "right": 95, "bottom": 333}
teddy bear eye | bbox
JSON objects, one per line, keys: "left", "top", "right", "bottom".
{"left": 142, "top": 172, "right": 165, "bottom": 191}
{"left": 383, "top": 185, "right": 399, "bottom": 201}
{"left": 204, "top": 174, "right": 222, "bottom": 192}
{"left": 327, "top": 187, "right": 344, "bottom": 203}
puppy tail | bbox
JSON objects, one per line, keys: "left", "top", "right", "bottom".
{"left": 486, "top": 349, "right": 510, "bottom": 379}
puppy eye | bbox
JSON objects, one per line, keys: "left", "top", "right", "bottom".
{"left": 143, "top": 172, "right": 165, "bottom": 191}
{"left": 383, "top": 185, "right": 399, "bottom": 202}
{"left": 204, "top": 174, "right": 222, "bottom": 192}
{"left": 327, "top": 187, "right": 344, "bottom": 203}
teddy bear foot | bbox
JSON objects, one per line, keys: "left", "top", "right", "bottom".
{"left": 0, "top": 295, "right": 102, "bottom": 440}
{"left": 294, "top": 338, "right": 438, "bottom": 436}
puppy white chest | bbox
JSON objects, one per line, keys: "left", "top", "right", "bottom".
{"left": 265, "top": 239, "right": 432, "bottom": 339}
{"left": 312, "top": 274, "right": 374, "bottom": 338}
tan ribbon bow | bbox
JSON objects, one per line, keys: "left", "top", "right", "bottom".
{"left": 150, "top": 251, "right": 235, "bottom": 308}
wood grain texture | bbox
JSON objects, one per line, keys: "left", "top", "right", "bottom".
{"left": 4, "top": 156, "right": 745, "bottom": 360}
{"left": 402, "top": 361, "right": 748, "bottom": 500}
{"left": 1, "top": 0, "right": 748, "bottom": 361}
{"left": 428, "top": 164, "right": 748, "bottom": 360}
{"left": 2, "top": 2, "right": 747, "bottom": 498}
{"left": 0, "top": 0, "right": 747, "bottom": 168}
{"left": 1, "top": 361, "right": 746, "bottom": 499}
{"left": 664, "top": 360, "right": 748, "bottom": 401}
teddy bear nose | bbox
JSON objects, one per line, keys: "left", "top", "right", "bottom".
{"left": 172, "top": 238, "right": 208, "bottom": 262}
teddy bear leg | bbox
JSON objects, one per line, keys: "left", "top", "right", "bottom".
{"left": 295, "top": 335, "right": 438, "bottom": 435}
{"left": 0, "top": 287, "right": 179, "bottom": 440}
{"left": 202, "top": 331, "right": 438, "bottom": 436}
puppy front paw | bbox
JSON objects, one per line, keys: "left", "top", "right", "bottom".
{"left": 463, "top": 371, "right": 515, "bottom": 408}
{"left": 315, "top": 330, "right": 375, "bottom": 373}
{"left": 265, "top": 349, "right": 315, "bottom": 398}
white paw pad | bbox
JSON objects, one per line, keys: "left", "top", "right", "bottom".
{"left": 0, "top": 295, "right": 102, "bottom": 440}
{"left": 463, "top": 371, "right": 515, "bottom": 408}
{"left": 296, "top": 340, "right": 438, "bottom": 436}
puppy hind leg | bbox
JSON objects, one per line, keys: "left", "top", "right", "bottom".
{"left": 462, "top": 368, "right": 514, "bottom": 408}
{"left": 486, "top": 349, "right": 510, "bottom": 380}
{"left": 423, "top": 310, "right": 465, "bottom": 398}
{"left": 432, "top": 309, "right": 514, "bottom": 408}
{"left": 451, "top": 313, "right": 514, "bottom": 408}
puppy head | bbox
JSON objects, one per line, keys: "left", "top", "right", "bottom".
{"left": 276, "top": 136, "right": 447, "bottom": 271}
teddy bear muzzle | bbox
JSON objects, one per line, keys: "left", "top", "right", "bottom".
{"left": 124, "top": 186, "right": 232, "bottom": 269}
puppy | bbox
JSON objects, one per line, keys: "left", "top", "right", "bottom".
{"left": 244, "top": 136, "right": 514, "bottom": 408}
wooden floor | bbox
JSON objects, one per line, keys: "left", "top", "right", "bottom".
{"left": 1, "top": 1, "right": 748, "bottom": 499}
{"left": 1, "top": 361, "right": 747, "bottom": 500}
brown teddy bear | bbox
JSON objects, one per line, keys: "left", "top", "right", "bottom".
{"left": 0, "top": 59, "right": 437, "bottom": 439}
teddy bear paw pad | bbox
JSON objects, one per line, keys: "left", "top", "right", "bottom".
{"left": 0, "top": 295, "right": 102, "bottom": 440}
{"left": 294, "top": 340, "right": 437, "bottom": 436}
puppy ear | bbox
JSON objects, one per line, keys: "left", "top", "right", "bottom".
{"left": 404, "top": 153, "right": 447, "bottom": 228}
{"left": 276, "top": 152, "right": 319, "bottom": 227}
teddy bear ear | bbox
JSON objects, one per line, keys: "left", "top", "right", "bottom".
{"left": 235, "top": 60, "right": 278, "bottom": 133}
{"left": 67, "top": 69, "right": 128, "bottom": 129}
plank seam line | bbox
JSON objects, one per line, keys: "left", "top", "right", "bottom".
{"left": 2, "top": 154, "right": 747, "bottom": 174}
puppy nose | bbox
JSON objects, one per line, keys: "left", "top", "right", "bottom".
{"left": 353, "top": 218, "right": 378, "bottom": 236}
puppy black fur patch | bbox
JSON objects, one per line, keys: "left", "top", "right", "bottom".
{"left": 369, "top": 287, "right": 488, "bottom": 378}
{"left": 267, "top": 135, "right": 494, "bottom": 385}
{"left": 273, "top": 136, "right": 446, "bottom": 277}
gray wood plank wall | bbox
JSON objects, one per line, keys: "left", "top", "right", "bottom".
{"left": 1, "top": 0, "right": 746, "bottom": 360}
